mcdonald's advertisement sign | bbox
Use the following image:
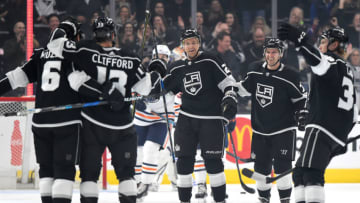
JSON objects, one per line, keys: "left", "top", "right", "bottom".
{"left": 225, "top": 115, "right": 253, "bottom": 167}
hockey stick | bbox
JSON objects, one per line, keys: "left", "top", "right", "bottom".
{"left": 132, "top": 0, "right": 151, "bottom": 118}
{"left": 242, "top": 134, "right": 360, "bottom": 184}
{"left": 2, "top": 92, "right": 166, "bottom": 117}
{"left": 226, "top": 150, "right": 255, "bottom": 163}
{"left": 228, "top": 132, "right": 255, "bottom": 194}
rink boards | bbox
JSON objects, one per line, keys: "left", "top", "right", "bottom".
{"left": 0, "top": 114, "right": 359, "bottom": 185}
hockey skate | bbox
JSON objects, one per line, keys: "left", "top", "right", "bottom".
{"left": 258, "top": 197, "right": 270, "bottom": 203}
{"left": 195, "top": 183, "right": 207, "bottom": 202}
{"left": 280, "top": 199, "right": 290, "bottom": 203}
{"left": 136, "top": 182, "right": 150, "bottom": 201}
{"left": 149, "top": 182, "right": 159, "bottom": 192}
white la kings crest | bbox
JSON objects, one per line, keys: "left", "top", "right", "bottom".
{"left": 256, "top": 83, "right": 274, "bottom": 108}
{"left": 183, "top": 71, "right": 202, "bottom": 95}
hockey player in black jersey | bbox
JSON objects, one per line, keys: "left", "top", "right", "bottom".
{"left": 236, "top": 38, "right": 307, "bottom": 203}
{"left": 148, "top": 29, "right": 238, "bottom": 203}
{"left": 47, "top": 17, "right": 156, "bottom": 203}
{"left": 278, "top": 24, "right": 357, "bottom": 203}
{"left": 0, "top": 18, "right": 82, "bottom": 203}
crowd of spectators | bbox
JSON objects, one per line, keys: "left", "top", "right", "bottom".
{"left": 1, "top": 0, "right": 360, "bottom": 112}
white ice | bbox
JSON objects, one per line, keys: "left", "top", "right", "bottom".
{"left": 0, "top": 183, "right": 359, "bottom": 203}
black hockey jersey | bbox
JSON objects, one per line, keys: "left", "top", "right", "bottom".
{"left": 56, "top": 39, "right": 150, "bottom": 129}
{"left": 3, "top": 48, "right": 81, "bottom": 127}
{"left": 306, "top": 51, "right": 356, "bottom": 146}
{"left": 240, "top": 61, "right": 306, "bottom": 135}
{"left": 163, "top": 52, "right": 236, "bottom": 119}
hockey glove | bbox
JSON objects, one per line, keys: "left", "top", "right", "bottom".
{"left": 295, "top": 109, "right": 308, "bottom": 131}
{"left": 101, "top": 82, "right": 124, "bottom": 111}
{"left": 148, "top": 59, "right": 167, "bottom": 78}
{"left": 221, "top": 91, "right": 238, "bottom": 123}
{"left": 278, "top": 23, "right": 307, "bottom": 47}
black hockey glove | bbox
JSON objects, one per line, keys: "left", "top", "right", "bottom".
{"left": 278, "top": 23, "right": 307, "bottom": 47}
{"left": 295, "top": 109, "right": 308, "bottom": 131}
{"left": 101, "top": 82, "right": 124, "bottom": 111}
{"left": 148, "top": 59, "right": 167, "bottom": 78}
{"left": 221, "top": 91, "right": 238, "bottom": 123}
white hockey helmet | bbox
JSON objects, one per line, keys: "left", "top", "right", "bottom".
{"left": 152, "top": 45, "right": 171, "bottom": 62}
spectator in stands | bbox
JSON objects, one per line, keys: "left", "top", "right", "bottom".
{"left": 152, "top": 14, "right": 179, "bottom": 49}
{"left": 193, "top": 11, "right": 211, "bottom": 48}
{"left": 152, "top": 1, "right": 173, "bottom": 28}
{"left": 36, "top": 13, "right": 60, "bottom": 47}
{"left": 283, "top": 6, "right": 308, "bottom": 69}
{"left": 245, "top": 16, "right": 271, "bottom": 42}
{"left": 243, "top": 27, "right": 266, "bottom": 70}
{"left": 3, "top": 21, "right": 39, "bottom": 68}
{"left": 337, "top": 0, "right": 360, "bottom": 28}
{"left": 167, "top": 0, "right": 190, "bottom": 30}
{"left": 118, "top": 22, "right": 138, "bottom": 53}
{"left": 136, "top": 22, "right": 157, "bottom": 65}
{"left": 225, "top": 11, "right": 243, "bottom": 45}
{"left": 204, "top": 0, "right": 224, "bottom": 30}
{"left": 2, "top": 21, "right": 39, "bottom": 96}
{"left": 114, "top": 5, "right": 137, "bottom": 31}
{"left": 34, "top": 0, "right": 56, "bottom": 25}
{"left": 67, "top": 0, "right": 103, "bottom": 26}
{"left": 105, "top": 0, "right": 135, "bottom": 19}
{"left": 348, "top": 48, "right": 360, "bottom": 110}
{"left": 310, "top": 0, "right": 338, "bottom": 27}
{"left": 239, "top": 0, "right": 267, "bottom": 35}
{"left": 346, "top": 12, "right": 360, "bottom": 48}
{"left": 211, "top": 31, "right": 244, "bottom": 81}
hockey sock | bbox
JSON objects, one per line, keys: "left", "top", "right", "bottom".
{"left": 294, "top": 185, "right": 305, "bottom": 203}
{"left": 256, "top": 174, "right": 271, "bottom": 201}
{"left": 276, "top": 173, "right": 292, "bottom": 200}
{"left": 80, "top": 181, "right": 98, "bottom": 203}
{"left": 135, "top": 146, "right": 143, "bottom": 183}
{"left": 194, "top": 150, "right": 206, "bottom": 185}
{"left": 118, "top": 178, "right": 137, "bottom": 203}
{"left": 141, "top": 141, "right": 161, "bottom": 184}
{"left": 208, "top": 172, "right": 226, "bottom": 202}
{"left": 177, "top": 174, "right": 193, "bottom": 202}
{"left": 305, "top": 185, "right": 324, "bottom": 203}
{"left": 52, "top": 179, "right": 74, "bottom": 203}
{"left": 40, "top": 177, "right": 54, "bottom": 203}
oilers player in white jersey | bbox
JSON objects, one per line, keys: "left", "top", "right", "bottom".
{"left": 278, "top": 24, "right": 357, "bottom": 203}
{"left": 134, "top": 44, "right": 176, "bottom": 201}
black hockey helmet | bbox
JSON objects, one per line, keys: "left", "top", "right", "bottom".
{"left": 263, "top": 37, "right": 284, "bottom": 56}
{"left": 92, "top": 17, "right": 115, "bottom": 42}
{"left": 323, "top": 26, "right": 348, "bottom": 50}
{"left": 58, "top": 17, "right": 81, "bottom": 40}
{"left": 180, "top": 28, "right": 201, "bottom": 45}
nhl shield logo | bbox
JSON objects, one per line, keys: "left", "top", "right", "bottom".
{"left": 256, "top": 83, "right": 274, "bottom": 108}
{"left": 183, "top": 71, "right": 202, "bottom": 95}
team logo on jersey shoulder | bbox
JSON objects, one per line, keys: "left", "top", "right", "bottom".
{"left": 64, "top": 41, "right": 76, "bottom": 50}
{"left": 256, "top": 83, "right": 274, "bottom": 108}
{"left": 183, "top": 71, "right": 202, "bottom": 95}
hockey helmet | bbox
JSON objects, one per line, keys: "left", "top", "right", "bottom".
{"left": 152, "top": 45, "right": 171, "bottom": 59}
{"left": 58, "top": 17, "right": 81, "bottom": 40}
{"left": 263, "top": 37, "right": 284, "bottom": 56}
{"left": 180, "top": 28, "right": 201, "bottom": 45}
{"left": 322, "top": 26, "right": 348, "bottom": 50}
{"left": 92, "top": 17, "right": 115, "bottom": 41}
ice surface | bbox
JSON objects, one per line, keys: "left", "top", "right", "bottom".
{"left": 0, "top": 183, "right": 359, "bottom": 203}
